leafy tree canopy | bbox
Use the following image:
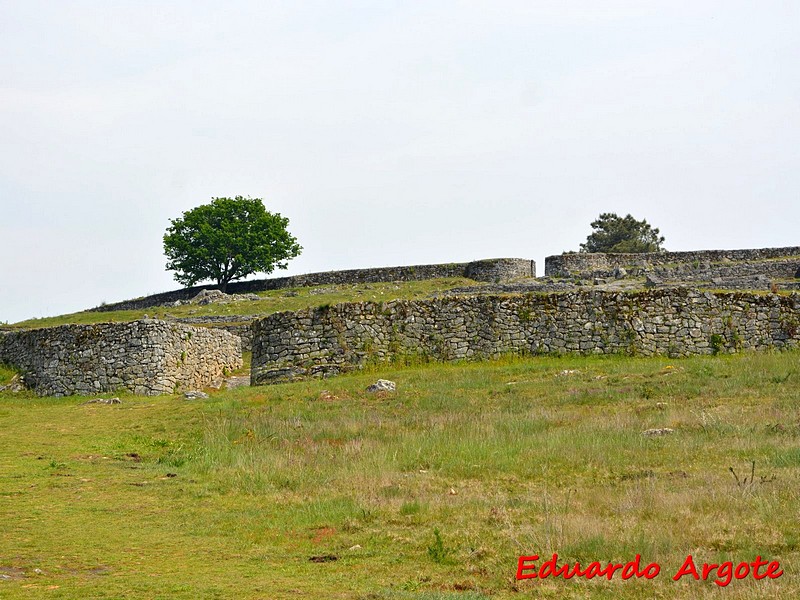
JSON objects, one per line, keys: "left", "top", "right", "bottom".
{"left": 163, "top": 196, "right": 302, "bottom": 292}
{"left": 579, "top": 213, "right": 666, "bottom": 253}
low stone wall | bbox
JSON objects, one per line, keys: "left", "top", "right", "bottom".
{"left": 464, "top": 259, "right": 535, "bottom": 282}
{"left": 169, "top": 316, "right": 255, "bottom": 352}
{"left": 89, "top": 258, "right": 534, "bottom": 313}
{"left": 545, "top": 246, "right": 800, "bottom": 278}
{"left": 0, "top": 319, "right": 242, "bottom": 396}
{"left": 250, "top": 290, "right": 800, "bottom": 384}
{"left": 650, "top": 258, "right": 799, "bottom": 282}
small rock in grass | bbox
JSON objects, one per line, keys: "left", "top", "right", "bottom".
{"left": 224, "top": 376, "right": 250, "bottom": 390}
{"left": 366, "top": 379, "right": 396, "bottom": 393}
{"left": 184, "top": 390, "right": 209, "bottom": 399}
{"left": 83, "top": 397, "right": 121, "bottom": 405}
{"left": 0, "top": 375, "right": 26, "bottom": 392}
{"left": 642, "top": 428, "right": 674, "bottom": 437}
{"left": 348, "top": 545, "right": 362, "bottom": 551}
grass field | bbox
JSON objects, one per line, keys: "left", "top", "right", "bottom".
{"left": 1, "top": 351, "right": 798, "bottom": 599}
{"left": 7, "top": 279, "right": 478, "bottom": 330}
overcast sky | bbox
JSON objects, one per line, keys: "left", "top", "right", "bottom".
{"left": 1, "top": 1, "right": 798, "bottom": 324}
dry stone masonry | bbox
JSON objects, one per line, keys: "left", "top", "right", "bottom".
{"left": 169, "top": 316, "right": 255, "bottom": 352}
{"left": 89, "top": 258, "right": 535, "bottom": 312}
{"left": 250, "top": 289, "right": 800, "bottom": 384}
{"left": 4, "top": 247, "right": 800, "bottom": 395}
{"left": 545, "top": 246, "right": 800, "bottom": 286}
{"left": 0, "top": 319, "right": 241, "bottom": 396}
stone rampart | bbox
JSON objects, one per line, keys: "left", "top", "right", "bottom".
{"left": 0, "top": 320, "right": 242, "bottom": 396}
{"left": 650, "top": 258, "right": 798, "bottom": 282}
{"left": 545, "top": 246, "right": 800, "bottom": 279}
{"left": 169, "top": 316, "right": 255, "bottom": 352}
{"left": 464, "top": 259, "right": 535, "bottom": 282}
{"left": 250, "top": 290, "right": 800, "bottom": 384}
{"left": 89, "top": 258, "right": 535, "bottom": 313}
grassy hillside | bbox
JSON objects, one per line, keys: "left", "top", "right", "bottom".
{"left": 9, "top": 278, "right": 478, "bottom": 330}
{"left": 1, "top": 352, "right": 798, "bottom": 598}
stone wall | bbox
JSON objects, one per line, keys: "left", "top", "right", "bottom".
{"left": 169, "top": 316, "right": 255, "bottom": 352}
{"left": 250, "top": 290, "right": 800, "bottom": 384}
{"left": 89, "top": 258, "right": 534, "bottom": 313}
{"left": 464, "top": 259, "right": 535, "bottom": 282}
{"left": 649, "top": 259, "right": 799, "bottom": 282}
{"left": 545, "top": 246, "right": 800, "bottom": 279}
{"left": 0, "top": 320, "right": 242, "bottom": 396}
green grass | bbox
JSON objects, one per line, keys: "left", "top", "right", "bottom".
{"left": 0, "top": 363, "right": 19, "bottom": 385}
{"left": 9, "top": 279, "right": 479, "bottom": 330}
{"left": 1, "top": 352, "right": 799, "bottom": 598}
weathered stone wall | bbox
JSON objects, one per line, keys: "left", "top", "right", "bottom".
{"left": 217, "top": 323, "right": 253, "bottom": 351}
{"left": 250, "top": 290, "right": 800, "bottom": 384}
{"left": 545, "top": 247, "right": 800, "bottom": 279}
{"left": 649, "top": 258, "right": 799, "bottom": 282}
{"left": 168, "top": 316, "right": 255, "bottom": 352}
{"left": 0, "top": 320, "right": 242, "bottom": 396}
{"left": 464, "top": 259, "right": 535, "bottom": 282}
{"left": 89, "top": 258, "right": 535, "bottom": 313}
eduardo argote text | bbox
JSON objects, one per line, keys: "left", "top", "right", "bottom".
{"left": 516, "top": 553, "right": 783, "bottom": 587}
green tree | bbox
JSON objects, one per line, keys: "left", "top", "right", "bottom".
{"left": 163, "top": 196, "right": 302, "bottom": 292}
{"left": 580, "top": 213, "right": 666, "bottom": 253}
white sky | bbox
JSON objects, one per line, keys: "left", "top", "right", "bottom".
{"left": 1, "top": 1, "right": 798, "bottom": 324}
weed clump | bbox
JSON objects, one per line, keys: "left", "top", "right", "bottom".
{"left": 427, "top": 528, "right": 455, "bottom": 564}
